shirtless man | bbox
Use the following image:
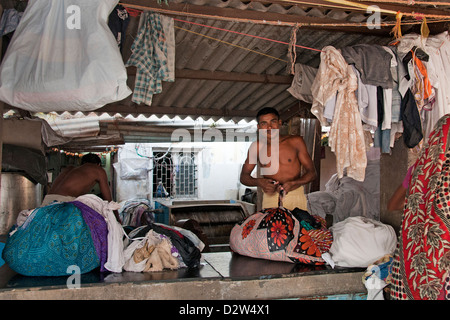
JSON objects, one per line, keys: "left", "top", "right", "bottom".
{"left": 43, "top": 153, "right": 121, "bottom": 222}
{"left": 240, "top": 107, "right": 317, "bottom": 211}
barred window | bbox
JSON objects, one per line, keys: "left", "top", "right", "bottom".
{"left": 175, "top": 152, "right": 197, "bottom": 198}
{"left": 153, "top": 151, "right": 197, "bottom": 199}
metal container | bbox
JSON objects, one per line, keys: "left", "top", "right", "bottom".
{"left": 0, "top": 173, "right": 43, "bottom": 235}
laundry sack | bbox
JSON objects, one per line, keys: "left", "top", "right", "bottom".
{"left": 230, "top": 207, "right": 333, "bottom": 265}
{"left": 0, "top": 0, "right": 131, "bottom": 112}
{"left": 329, "top": 216, "right": 397, "bottom": 267}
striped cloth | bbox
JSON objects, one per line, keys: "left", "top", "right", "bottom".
{"left": 126, "top": 12, "right": 175, "bottom": 106}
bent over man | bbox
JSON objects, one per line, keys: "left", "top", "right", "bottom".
{"left": 42, "top": 153, "right": 120, "bottom": 222}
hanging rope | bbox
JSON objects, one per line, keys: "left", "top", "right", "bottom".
{"left": 391, "top": 11, "right": 404, "bottom": 39}
{"left": 288, "top": 23, "right": 300, "bottom": 75}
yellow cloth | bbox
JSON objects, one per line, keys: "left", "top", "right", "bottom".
{"left": 262, "top": 185, "right": 308, "bottom": 211}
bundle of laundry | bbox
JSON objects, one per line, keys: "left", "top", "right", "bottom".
{"left": 2, "top": 194, "right": 124, "bottom": 276}
{"left": 2, "top": 201, "right": 108, "bottom": 276}
{"left": 328, "top": 216, "right": 397, "bottom": 268}
{"left": 362, "top": 254, "right": 394, "bottom": 300}
{"left": 229, "top": 206, "right": 333, "bottom": 265}
{"left": 307, "top": 158, "right": 380, "bottom": 223}
{"left": 123, "top": 229, "right": 179, "bottom": 272}
{"left": 119, "top": 198, "right": 155, "bottom": 227}
{"left": 0, "top": 0, "right": 131, "bottom": 112}
{"left": 123, "top": 223, "right": 203, "bottom": 271}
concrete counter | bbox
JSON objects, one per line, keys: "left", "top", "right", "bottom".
{"left": 0, "top": 252, "right": 366, "bottom": 300}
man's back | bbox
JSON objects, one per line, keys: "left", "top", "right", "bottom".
{"left": 48, "top": 163, "right": 111, "bottom": 201}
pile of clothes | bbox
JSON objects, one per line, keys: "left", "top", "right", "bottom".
{"left": 123, "top": 223, "right": 204, "bottom": 272}
{"left": 119, "top": 198, "right": 155, "bottom": 227}
{"left": 2, "top": 194, "right": 204, "bottom": 276}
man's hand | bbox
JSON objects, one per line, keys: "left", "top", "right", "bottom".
{"left": 257, "top": 178, "right": 281, "bottom": 194}
{"left": 281, "top": 180, "right": 301, "bottom": 194}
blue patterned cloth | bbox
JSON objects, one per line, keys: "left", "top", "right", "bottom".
{"left": 126, "top": 12, "right": 175, "bottom": 105}
{"left": 2, "top": 202, "right": 99, "bottom": 276}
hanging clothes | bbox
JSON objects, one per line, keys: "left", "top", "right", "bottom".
{"left": 0, "top": 8, "right": 23, "bottom": 36}
{"left": 396, "top": 32, "right": 450, "bottom": 141}
{"left": 340, "top": 44, "right": 394, "bottom": 89}
{"left": 287, "top": 63, "right": 318, "bottom": 104}
{"left": 108, "top": 4, "right": 130, "bottom": 53}
{"left": 311, "top": 46, "right": 367, "bottom": 182}
{"left": 126, "top": 12, "right": 175, "bottom": 106}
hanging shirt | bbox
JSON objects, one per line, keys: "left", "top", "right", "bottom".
{"left": 126, "top": 12, "right": 175, "bottom": 106}
{"left": 341, "top": 44, "right": 393, "bottom": 89}
{"left": 287, "top": 63, "right": 317, "bottom": 103}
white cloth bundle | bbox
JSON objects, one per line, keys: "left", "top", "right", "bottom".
{"left": 0, "top": 0, "right": 131, "bottom": 112}
{"left": 329, "top": 216, "right": 397, "bottom": 267}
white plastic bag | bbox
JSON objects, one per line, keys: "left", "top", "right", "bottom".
{"left": 0, "top": 0, "right": 131, "bottom": 112}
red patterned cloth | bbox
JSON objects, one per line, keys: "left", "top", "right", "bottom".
{"left": 391, "top": 114, "right": 450, "bottom": 300}
{"left": 229, "top": 206, "right": 333, "bottom": 265}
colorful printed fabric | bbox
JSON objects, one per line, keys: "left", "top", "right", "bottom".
{"left": 71, "top": 201, "right": 108, "bottom": 272}
{"left": 391, "top": 114, "right": 450, "bottom": 300}
{"left": 126, "top": 12, "right": 175, "bottom": 106}
{"left": 2, "top": 202, "right": 100, "bottom": 276}
{"left": 229, "top": 207, "right": 333, "bottom": 265}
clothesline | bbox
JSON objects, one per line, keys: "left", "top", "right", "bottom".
{"left": 175, "top": 25, "right": 290, "bottom": 63}
{"left": 125, "top": 7, "right": 323, "bottom": 54}
{"left": 173, "top": 17, "right": 323, "bottom": 53}
{"left": 123, "top": 4, "right": 450, "bottom": 64}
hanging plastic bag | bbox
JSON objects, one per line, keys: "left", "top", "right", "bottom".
{"left": 0, "top": 0, "right": 131, "bottom": 112}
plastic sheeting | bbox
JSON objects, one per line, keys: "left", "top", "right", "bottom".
{"left": 0, "top": 0, "right": 131, "bottom": 112}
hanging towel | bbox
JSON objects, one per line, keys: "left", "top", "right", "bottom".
{"left": 126, "top": 12, "right": 175, "bottom": 106}
{"left": 311, "top": 46, "right": 367, "bottom": 182}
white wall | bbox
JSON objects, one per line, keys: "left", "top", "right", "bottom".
{"left": 198, "top": 142, "right": 251, "bottom": 200}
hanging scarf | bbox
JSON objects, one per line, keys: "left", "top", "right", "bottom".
{"left": 391, "top": 114, "right": 450, "bottom": 300}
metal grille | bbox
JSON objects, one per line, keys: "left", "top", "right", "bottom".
{"left": 153, "top": 151, "right": 197, "bottom": 198}
{"left": 174, "top": 152, "right": 197, "bottom": 198}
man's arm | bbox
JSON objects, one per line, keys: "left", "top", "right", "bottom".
{"left": 387, "top": 184, "right": 407, "bottom": 211}
{"left": 282, "top": 136, "right": 317, "bottom": 193}
{"left": 240, "top": 142, "right": 279, "bottom": 194}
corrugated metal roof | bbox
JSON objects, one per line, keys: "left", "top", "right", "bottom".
{"left": 90, "top": 0, "right": 450, "bottom": 121}
{"left": 4, "top": 0, "right": 450, "bottom": 135}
